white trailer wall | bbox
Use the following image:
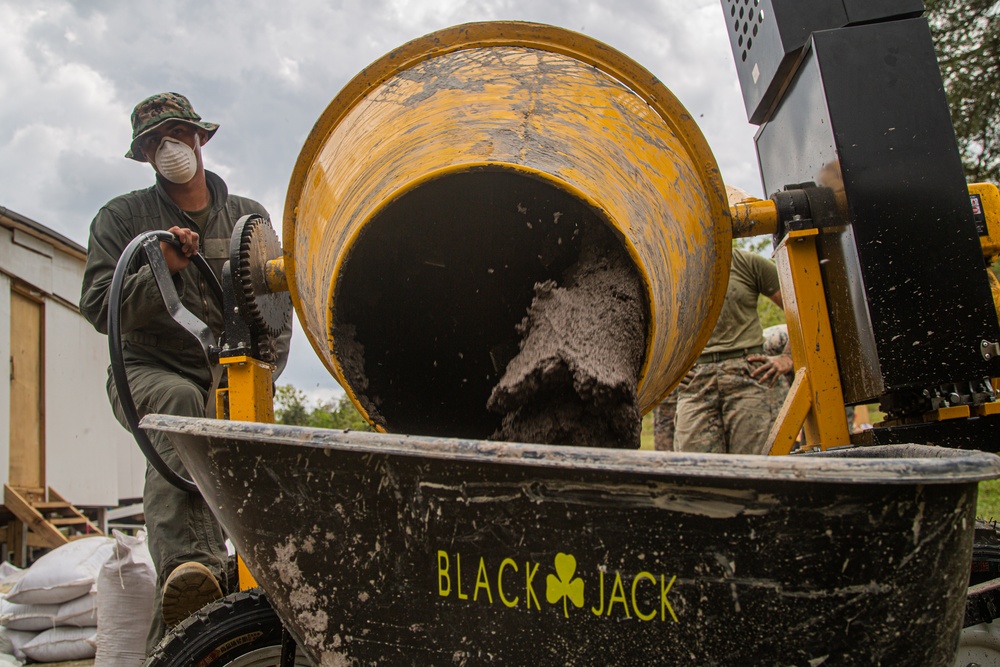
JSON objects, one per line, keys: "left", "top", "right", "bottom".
{"left": 2, "top": 215, "right": 141, "bottom": 507}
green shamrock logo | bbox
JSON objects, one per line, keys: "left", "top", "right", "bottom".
{"left": 546, "top": 552, "right": 584, "bottom": 618}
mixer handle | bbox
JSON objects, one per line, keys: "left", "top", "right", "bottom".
{"left": 107, "top": 230, "right": 224, "bottom": 494}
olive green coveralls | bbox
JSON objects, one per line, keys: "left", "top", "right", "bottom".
{"left": 80, "top": 171, "right": 290, "bottom": 651}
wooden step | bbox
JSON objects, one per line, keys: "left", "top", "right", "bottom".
{"left": 4, "top": 484, "right": 68, "bottom": 550}
{"left": 33, "top": 501, "right": 73, "bottom": 511}
{"left": 46, "top": 487, "right": 104, "bottom": 537}
{"left": 3, "top": 485, "right": 105, "bottom": 565}
{"left": 50, "top": 517, "right": 88, "bottom": 526}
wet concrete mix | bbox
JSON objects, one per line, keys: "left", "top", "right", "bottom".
{"left": 334, "top": 219, "right": 648, "bottom": 449}
{"left": 486, "top": 223, "right": 647, "bottom": 449}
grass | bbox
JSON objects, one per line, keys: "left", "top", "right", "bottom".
{"left": 640, "top": 412, "right": 654, "bottom": 450}
{"left": 980, "top": 479, "right": 1000, "bottom": 520}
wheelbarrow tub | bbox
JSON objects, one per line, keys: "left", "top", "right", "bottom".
{"left": 142, "top": 415, "right": 1000, "bottom": 666}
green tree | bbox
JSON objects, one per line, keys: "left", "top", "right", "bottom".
{"left": 757, "top": 294, "right": 786, "bottom": 329}
{"left": 309, "top": 395, "right": 373, "bottom": 431}
{"left": 274, "top": 384, "right": 310, "bottom": 425}
{"left": 274, "top": 384, "right": 372, "bottom": 431}
{"left": 925, "top": 0, "right": 1000, "bottom": 183}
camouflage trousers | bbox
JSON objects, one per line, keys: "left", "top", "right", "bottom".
{"left": 673, "top": 357, "right": 789, "bottom": 455}
{"left": 653, "top": 389, "right": 679, "bottom": 451}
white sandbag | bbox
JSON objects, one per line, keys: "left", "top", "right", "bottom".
{"left": 22, "top": 626, "right": 96, "bottom": 663}
{"left": 0, "top": 587, "right": 96, "bottom": 631}
{"left": 5, "top": 536, "right": 114, "bottom": 605}
{"left": 0, "top": 563, "right": 22, "bottom": 585}
{"left": 0, "top": 563, "right": 21, "bottom": 581}
{"left": 55, "top": 589, "right": 98, "bottom": 627}
{"left": 0, "top": 653, "right": 20, "bottom": 666}
{"left": 0, "top": 596, "right": 59, "bottom": 632}
{"left": 94, "top": 530, "right": 155, "bottom": 667}
{"left": 0, "top": 626, "right": 38, "bottom": 661}
{"left": 0, "top": 564, "right": 24, "bottom": 596}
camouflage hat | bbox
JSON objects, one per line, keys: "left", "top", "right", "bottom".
{"left": 126, "top": 92, "right": 219, "bottom": 162}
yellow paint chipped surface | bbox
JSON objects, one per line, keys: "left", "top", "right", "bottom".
{"left": 284, "top": 22, "right": 731, "bottom": 422}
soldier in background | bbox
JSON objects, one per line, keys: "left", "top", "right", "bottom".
{"left": 655, "top": 281, "right": 794, "bottom": 452}
{"left": 672, "top": 248, "right": 792, "bottom": 454}
{"left": 760, "top": 323, "right": 793, "bottom": 390}
{"left": 653, "top": 389, "right": 679, "bottom": 451}
{"left": 759, "top": 322, "right": 860, "bottom": 437}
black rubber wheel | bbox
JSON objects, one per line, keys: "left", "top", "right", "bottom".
{"left": 966, "top": 519, "right": 1000, "bottom": 628}
{"left": 144, "top": 588, "right": 312, "bottom": 667}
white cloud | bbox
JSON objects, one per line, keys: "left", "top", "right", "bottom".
{"left": 0, "top": 2, "right": 144, "bottom": 237}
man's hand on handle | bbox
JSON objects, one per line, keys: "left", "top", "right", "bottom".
{"left": 160, "top": 226, "right": 200, "bottom": 274}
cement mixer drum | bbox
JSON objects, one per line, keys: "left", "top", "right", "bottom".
{"left": 283, "top": 22, "right": 731, "bottom": 438}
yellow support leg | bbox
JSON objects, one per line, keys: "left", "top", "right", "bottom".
{"left": 767, "top": 228, "right": 851, "bottom": 454}
{"left": 219, "top": 355, "right": 275, "bottom": 423}
{"left": 766, "top": 368, "right": 812, "bottom": 456}
{"left": 237, "top": 557, "right": 258, "bottom": 590}
{"left": 217, "top": 354, "right": 274, "bottom": 589}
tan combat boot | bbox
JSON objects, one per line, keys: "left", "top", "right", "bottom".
{"left": 161, "top": 561, "right": 223, "bottom": 628}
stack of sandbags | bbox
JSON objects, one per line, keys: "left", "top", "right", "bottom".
{"left": 0, "top": 623, "right": 32, "bottom": 664}
{"left": 0, "top": 536, "right": 113, "bottom": 663}
{"left": 93, "top": 530, "right": 156, "bottom": 667}
{"left": 0, "top": 563, "right": 26, "bottom": 664}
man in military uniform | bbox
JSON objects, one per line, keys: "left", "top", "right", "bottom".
{"left": 673, "top": 248, "right": 791, "bottom": 454}
{"left": 760, "top": 323, "right": 793, "bottom": 389}
{"left": 80, "top": 93, "right": 289, "bottom": 651}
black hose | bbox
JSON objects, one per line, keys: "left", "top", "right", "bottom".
{"left": 108, "top": 231, "right": 222, "bottom": 494}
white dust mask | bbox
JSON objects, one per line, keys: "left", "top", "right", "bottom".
{"left": 155, "top": 135, "right": 199, "bottom": 184}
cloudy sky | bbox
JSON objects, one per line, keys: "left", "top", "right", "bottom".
{"left": 0, "top": 0, "right": 762, "bottom": 404}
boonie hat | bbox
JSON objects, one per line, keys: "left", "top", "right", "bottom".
{"left": 126, "top": 92, "right": 219, "bottom": 162}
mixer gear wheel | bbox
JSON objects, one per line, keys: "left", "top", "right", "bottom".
{"left": 255, "top": 330, "right": 277, "bottom": 365}
{"left": 231, "top": 215, "right": 291, "bottom": 339}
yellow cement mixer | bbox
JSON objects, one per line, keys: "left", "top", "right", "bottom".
{"left": 281, "top": 22, "right": 732, "bottom": 441}
{"left": 124, "top": 17, "right": 1000, "bottom": 667}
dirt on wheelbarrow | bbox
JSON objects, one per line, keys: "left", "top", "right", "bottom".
{"left": 487, "top": 223, "right": 647, "bottom": 449}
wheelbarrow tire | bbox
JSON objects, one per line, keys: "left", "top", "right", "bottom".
{"left": 144, "top": 588, "right": 310, "bottom": 667}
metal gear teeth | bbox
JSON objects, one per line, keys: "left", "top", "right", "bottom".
{"left": 236, "top": 219, "right": 289, "bottom": 338}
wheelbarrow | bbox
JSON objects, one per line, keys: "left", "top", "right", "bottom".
{"left": 143, "top": 414, "right": 1000, "bottom": 666}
